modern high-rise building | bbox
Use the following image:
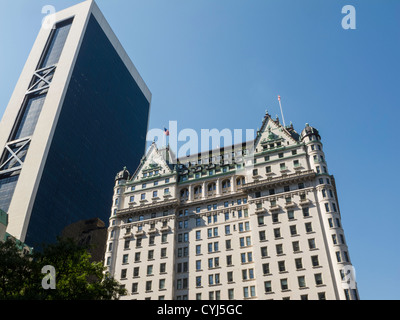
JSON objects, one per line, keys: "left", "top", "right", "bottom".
{"left": 0, "top": 0, "right": 151, "bottom": 247}
{"left": 104, "top": 112, "right": 359, "bottom": 300}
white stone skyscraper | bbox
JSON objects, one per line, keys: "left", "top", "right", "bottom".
{"left": 104, "top": 111, "right": 358, "bottom": 300}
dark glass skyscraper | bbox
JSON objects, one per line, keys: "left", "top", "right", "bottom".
{"left": 0, "top": 0, "right": 151, "bottom": 247}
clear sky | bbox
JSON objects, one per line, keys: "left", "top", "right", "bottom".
{"left": 1, "top": 0, "right": 399, "bottom": 300}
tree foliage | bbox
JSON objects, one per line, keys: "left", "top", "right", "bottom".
{"left": 0, "top": 237, "right": 126, "bottom": 300}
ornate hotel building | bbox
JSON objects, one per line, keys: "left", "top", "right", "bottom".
{"left": 104, "top": 112, "right": 359, "bottom": 300}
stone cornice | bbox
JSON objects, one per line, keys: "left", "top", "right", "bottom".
{"left": 116, "top": 199, "right": 179, "bottom": 218}
{"left": 239, "top": 170, "right": 316, "bottom": 192}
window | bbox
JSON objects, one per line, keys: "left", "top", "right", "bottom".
{"left": 159, "top": 279, "right": 165, "bottom": 290}
{"left": 142, "top": 183, "right": 146, "bottom": 189}
{"left": 298, "top": 276, "right": 306, "bottom": 288}
{"left": 133, "top": 267, "right": 139, "bottom": 277}
{"left": 161, "top": 248, "right": 167, "bottom": 258}
{"left": 315, "top": 273, "right": 323, "bottom": 285}
{"left": 259, "top": 230, "right": 266, "bottom": 241}
{"left": 261, "top": 246, "right": 268, "bottom": 258}
{"left": 295, "top": 258, "right": 303, "bottom": 270}
{"left": 336, "top": 251, "right": 342, "bottom": 262}
{"left": 225, "top": 239, "right": 231, "bottom": 250}
{"left": 287, "top": 210, "right": 295, "bottom": 220}
{"left": 276, "top": 244, "right": 283, "bottom": 255}
{"left": 290, "top": 225, "right": 297, "bottom": 236}
{"left": 243, "top": 286, "right": 256, "bottom": 298}
{"left": 228, "top": 288, "right": 234, "bottom": 300}
{"left": 160, "top": 263, "right": 166, "bottom": 273}
{"left": 129, "top": 195, "right": 135, "bottom": 202}
{"left": 318, "top": 292, "right": 326, "bottom": 300}
{"left": 292, "top": 241, "right": 300, "bottom": 252}
{"left": 132, "top": 282, "right": 138, "bottom": 293}
{"left": 324, "top": 203, "right": 330, "bottom": 212}
{"left": 121, "top": 269, "right": 127, "bottom": 279}
{"left": 308, "top": 238, "right": 316, "bottom": 249}
{"left": 213, "top": 227, "right": 218, "bottom": 237}
{"left": 134, "top": 252, "right": 140, "bottom": 262}
{"left": 264, "top": 281, "right": 272, "bottom": 293}
{"left": 302, "top": 207, "right": 309, "bottom": 217}
{"left": 242, "top": 268, "right": 254, "bottom": 280}
{"left": 196, "top": 260, "right": 201, "bottom": 271}
{"left": 274, "top": 228, "right": 281, "bottom": 238}
{"left": 226, "top": 255, "right": 233, "bottom": 266}
{"left": 196, "top": 230, "right": 201, "bottom": 240}
{"left": 278, "top": 261, "right": 286, "bottom": 272}
{"left": 225, "top": 225, "right": 231, "bottom": 235}
{"left": 147, "top": 265, "right": 153, "bottom": 275}
{"left": 196, "top": 245, "right": 201, "bottom": 255}
{"left": 305, "top": 222, "right": 313, "bottom": 233}
{"left": 122, "top": 254, "right": 129, "bottom": 264}
{"left": 311, "top": 255, "right": 319, "bottom": 267}
{"left": 272, "top": 213, "right": 279, "bottom": 223}
{"left": 280, "top": 279, "right": 288, "bottom": 291}
{"left": 141, "top": 193, "right": 145, "bottom": 200}
{"left": 262, "top": 263, "right": 270, "bottom": 275}
{"left": 279, "top": 152, "right": 284, "bottom": 158}
{"left": 148, "top": 250, "right": 154, "bottom": 260}
{"left": 258, "top": 215, "right": 264, "bottom": 225}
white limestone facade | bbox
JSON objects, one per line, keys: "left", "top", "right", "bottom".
{"left": 104, "top": 112, "right": 359, "bottom": 300}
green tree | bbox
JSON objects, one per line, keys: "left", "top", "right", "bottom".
{"left": 0, "top": 238, "right": 34, "bottom": 299}
{"left": 0, "top": 237, "right": 126, "bottom": 300}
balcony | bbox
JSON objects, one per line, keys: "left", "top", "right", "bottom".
{"left": 294, "top": 163, "right": 303, "bottom": 171}
{"left": 160, "top": 225, "right": 170, "bottom": 232}
{"left": 279, "top": 166, "right": 290, "bottom": 174}
{"left": 284, "top": 201, "right": 296, "bottom": 209}
{"left": 265, "top": 171, "right": 275, "bottom": 177}
{"left": 255, "top": 204, "right": 265, "bottom": 214}
{"left": 163, "top": 191, "right": 172, "bottom": 199}
{"left": 269, "top": 204, "right": 281, "bottom": 212}
{"left": 148, "top": 228, "right": 157, "bottom": 234}
{"left": 123, "top": 232, "right": 133, "bottom": 239}
{"left": 135, "top": 230, "right": 145, "bottom": 237}
{"left": 299, "top": 199, "right": 310, "bottom": 206}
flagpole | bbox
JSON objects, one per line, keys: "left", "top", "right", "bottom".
{"left": 278, "top": 95, "right": 286, "bottom": 128}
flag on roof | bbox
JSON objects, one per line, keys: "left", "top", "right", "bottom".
{"left": 278, "top": 95, "right": 281, "bottom": 101}
{"left": 164, "top": 127, "right": 170, "bottom": 136}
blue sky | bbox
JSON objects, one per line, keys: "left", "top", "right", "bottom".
{"left": 1, "top": 0, "right": 400, "bottom": 299}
